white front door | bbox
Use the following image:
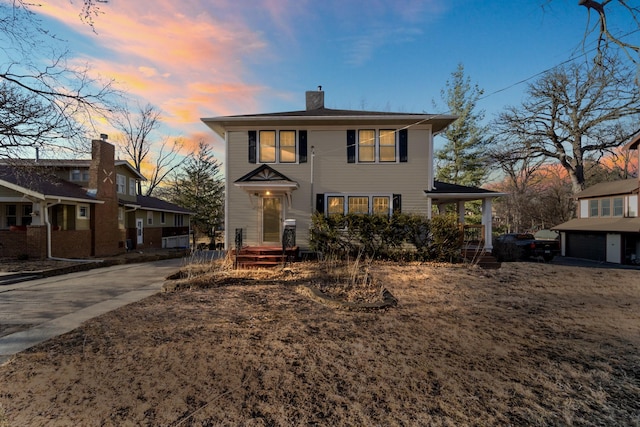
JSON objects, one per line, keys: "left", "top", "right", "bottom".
{"left": 262, "top": 197, "right": 282, "bottom": 244}
{"left": 136, "top": 218, "right": 144, "bottom": 245}
{"left": 606, "top": 233, "right": 621, "bottom": 264}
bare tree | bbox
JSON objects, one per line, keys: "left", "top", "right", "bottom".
{"left": 142, "top": 137, "right": 184, "bottom": 196}
{"left": 496, "top": 54, "right": 640, "bottom": 194}
{"left": 577, "top": 0, "right": 640, "bottom": 62}
{"left": 111, "top": 103, "right": 182, "bottom": 195}
{"left": 0, "top": 1, "right": 117, "bottom": 158}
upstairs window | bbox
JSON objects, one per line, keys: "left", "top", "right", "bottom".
{"left": 116, "top": 174, "right": 126, "bottom": 194}
{"left": 348, "top": 129, "right": 407, "bottom": 163}
{"left": 70, "top": 169, "right": 90, "bottom": 182}
{"left": 129, "top": 178, "right": 136, "bottom": 196}
{"left": 613, "top": 197, "right": 623, "bottom": 217}
{"left": 589, "top": 199, "right": 599, "bottom": 217}
{"left": 358, "top": 130, "right": 376, "bottom": 162}
{"left": 174, "top": 214, "right": 184, "bottom": 227}
{"left": 600, "top": 199, "right": 610, "bottom": 217}
{"left": 250, "top": 130, "right": 307, "bottom": 164}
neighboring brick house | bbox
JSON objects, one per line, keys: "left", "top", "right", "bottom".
{"left": 202, "top": 89, "right": 503, "bottom": 252}
{"left": 553, "top": 137, "right": 640, "bottom": 264}
{"left": 0, "top": 139, "right": 191, "bottom": 259}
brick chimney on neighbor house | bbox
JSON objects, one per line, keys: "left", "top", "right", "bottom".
{"left": 89, "top": 138, "right": 122, "bottom": 257}
{"left": 306, "top": 86, "right": 324, "bottom": 110}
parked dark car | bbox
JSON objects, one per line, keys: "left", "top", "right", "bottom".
{"left": 492, "top": 232, "right": 560, "bottom": 262}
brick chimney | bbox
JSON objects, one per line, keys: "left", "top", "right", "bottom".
{"left": 89, "top": 139, "right": 122, "bottom": 257}
{"left": 306, "top": 86, "right": 324, "bottom": 110}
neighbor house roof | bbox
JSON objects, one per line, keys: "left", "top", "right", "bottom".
{"left": 202, "top": 108, "right": 457, "bottom": 138}
{"left": 135, "top": 195, "right": 192, "bottom": 215}
{"left": 575, "top": 179, "right": 639, "bottom": 199}
{"left": 4, "top": 159, "right": 147, "bottom": 180}
{"left": 553, "top": 217, "right": 640, "bottom": 233}
{"left": 0, "top": 165, "right": 100, "bottom": 203}
{"left": 623, "top": 131, "right": 640, "bottom": 150}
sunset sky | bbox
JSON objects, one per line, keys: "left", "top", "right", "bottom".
{"left": 28, "top": 0, "right": 639, "bottom": 161}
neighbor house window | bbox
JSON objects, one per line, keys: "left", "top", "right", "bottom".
{"left": 116, "top": 174, "right": 126, "bottom": 194}
{"left": 161, "top": 211, "right": 166, "bottom": 224}
{"left": 77, "top": 205, "right": 89, "bottom": 219}
{"left": 589, "top": 199, "right": 599, "bottom": 217}
{"left": 147, "top": 211, "right": 153, "bottom": 225}
{"left": 129, "top": 178, "right": 136, "bottom": 196}
{"left": 600, "top": 199, "right": 610, "bottom": 217}
{"left": 70, "top": 170, "right": 90, "bottom": 182}
{"left": 613, "top": 197, "right": 623, "bottom": 216}
{"left": 174, "top": 214, "right": 184, "bottom": 227}
{"left": 6, "top": 204, "right": 16, "bottom": 227}
{"left": 21, "top": 205, "right": 32, "bottom": 226}
{"left": 628, "top": 195, "right": 638, "bottom": 217}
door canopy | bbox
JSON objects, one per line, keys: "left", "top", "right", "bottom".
{"left": 234, "top": 165, "right": 299, "bottom": 196}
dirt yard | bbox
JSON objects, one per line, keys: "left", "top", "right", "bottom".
{"left": 0, "top": 260, "right": 639, "bottom": 426}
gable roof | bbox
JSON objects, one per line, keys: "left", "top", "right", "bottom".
{"left": 235, "top": 164, "right": 295, "bottom": 183}
{"left": 0, "top": 165, "right": 99, "bottom": 203}
{"left": 575, "top": 179, "right": 638, "bottom": 199}
{"left": 202, "top": 108, "right": 457, "bottom": 138}
{"left": 234, "top": 165, "right": 299, "bottom": 193}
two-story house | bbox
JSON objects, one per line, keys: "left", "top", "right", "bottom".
{"left": 202, "top": 89, "right": 502, "bottom": 254}
{"left": 0, "top": 138, "right": 191, "bottom": 259}
{"left": 553, "top": 137, "right": 640, "bottom": 264}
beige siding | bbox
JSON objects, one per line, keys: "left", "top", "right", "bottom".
{"left": 0, "top": 187, "right": 23, "bottom": 198}
{"left": 226, "top": 126, "right": 434, "bottom": 249}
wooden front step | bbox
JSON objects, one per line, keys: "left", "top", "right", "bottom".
{"left": 231, "top": 246, "right": 299, "bottom": 268}
{"left": 462, "top": 249, "right": 501, "bottom": 269}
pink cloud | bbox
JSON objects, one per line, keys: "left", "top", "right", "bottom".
{"left": 37, "top": 0, "right": 271, "bottom": 142}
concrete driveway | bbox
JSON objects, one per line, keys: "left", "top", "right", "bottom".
{"left": 0, "top": 258, "right": 184, "bottom": 365}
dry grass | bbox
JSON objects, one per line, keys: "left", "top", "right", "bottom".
{"left": 0, "top": 260, "right": 639, "bottom": 426}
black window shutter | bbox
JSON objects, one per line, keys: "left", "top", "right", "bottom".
{"left": 399, "top": 129, "right": 408, "bottom": 163}
{"left": 316, "top": 193, "right": 325, "bottom": 214}
{"left": 248, "top": 131, "right": 257, "bottom": 164}
{"left": 299, "top": 130, "right": 307, "bottom": 163}
{"left": 393, "top": 194, "right": 402, "bottom": 213}
{"left": 347, "top": 130, "right": 356, "bottom": 163}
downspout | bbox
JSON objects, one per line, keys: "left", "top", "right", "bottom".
{"left": 310, "top": 146, "right": 315, "bottom": 213}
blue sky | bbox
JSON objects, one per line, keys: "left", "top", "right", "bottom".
{"left": 27, "top": 0, "right": 640, "bottom": 159}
